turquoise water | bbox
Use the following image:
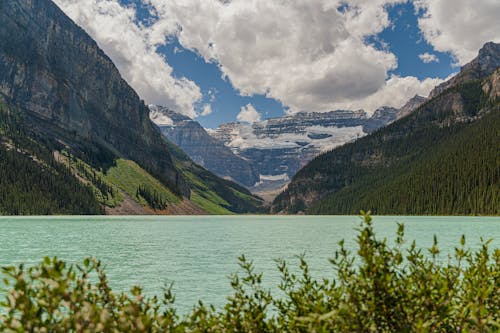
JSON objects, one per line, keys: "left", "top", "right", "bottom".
{"left": 0, "top": 215, "right": 498, "bottom": 313}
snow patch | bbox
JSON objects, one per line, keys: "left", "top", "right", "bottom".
{"left": 253, "top": 173, "right": 290, "bottom": 187}
{"left": 225, "top": 124, "right": 365, "bottom": 151}
{"left": 260, "top": 173, "right": 290, "bottom": 181}
{"left": 149, "top": 107, "right": 174, "bottom": 126}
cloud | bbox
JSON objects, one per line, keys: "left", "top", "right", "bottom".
{"left": 419, "top": 52, "right": 439, "bottom": 63}
{"left": 54, "top": 0, "right": 481, "bottom": 116}
{"left": 53, "top": 0, "right": 202, "bottom": 117}
{"left": 208, "top": 88, "right": 217, "bottom": 103}
{"left": 415, "top": 0, "right": 500, "bottom": 65}
{"left": 237, "top": 104, "right": 262, "bottom": 123}
{"left": 201, "top": 104, "right": 213, "bottom": 116}
{"left": 334, "top": 75, "right": 445, "bottom": 111}
{"left": 147, "top": 0, "right": 419, "bottom": 113}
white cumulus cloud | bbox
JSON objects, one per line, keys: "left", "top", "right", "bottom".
{"left": 419, "top": 52, "right": 439, "bottom": 63}
{"left": 53, "top": 0, "right": 202, "bottom": 117}
{"left": 415, "top": 0, "right": 500, "bottom": 65}
{"left": 237, "top": 104, "right": 262, "bottom": 123}
{"left": 147, "top": 0, "right": 437, "bottom": 114}
{"left": 201, "top": 104, "right": 213, "bottom": 116}
{"left": 55, "top": 0, "right": 488, "bottom": 116}
{"left": 335, "top": 75, "right": 445, "bottom": 111}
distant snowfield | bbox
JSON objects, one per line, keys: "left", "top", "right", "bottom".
{"left": 220, "top": 124, "right": 365, "bottom": 152}
{"left": 253, "top": 173, "right": 290, "bottom": 187}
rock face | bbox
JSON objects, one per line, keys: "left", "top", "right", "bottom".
{"left": 0, "top": 0, "right": 188, "bottom": 196}
{"left": 430, "top": 42, "right": 500, "bottom": 98}
{"left": 209, "top": 108, "right": 408, "bottom": 192}
{"left": 482, "top": 68, "right": 500, "bottom": 101}
{"left": 150, "top": 106, "right": 259, "bottom": 187}
{"left": 397, "top": 95, "right": 427, "bottom": 118}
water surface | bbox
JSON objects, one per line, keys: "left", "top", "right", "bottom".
{"left": 0, "top": 215, "right": 498, "bottom": 312}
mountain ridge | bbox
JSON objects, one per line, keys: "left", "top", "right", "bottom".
{"left": 153, "top": 99, "right": 426, "bottom": 195}
{"left": 271, "top": 42, "right": 500, "bottom": 215}
{"left": 0, "top": 0, "right": 190, "bottom": 197}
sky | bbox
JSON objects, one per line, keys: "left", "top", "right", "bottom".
{"left": 54, "top": 0, "right": 500, "bottom": 128}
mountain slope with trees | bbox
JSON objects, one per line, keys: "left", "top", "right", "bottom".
{"left": 0, "top": 100, "right": 103, "bottom": 214}
{"left": 272, "top": 43, "right": 500, "bottom": 215}
{"left": 0, "top": 0, "right": 264, "bottom": 215}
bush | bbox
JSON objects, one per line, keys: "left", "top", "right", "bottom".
{"left": 1, "top": 213, "right": 499, "bottom": 332}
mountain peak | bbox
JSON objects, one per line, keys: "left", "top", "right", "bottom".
{"left": 397, "top": 95, "right": 427, "bottom": 118}
{"left": 475, "top": 41, "right": 500, "bottom": 74}
{"left": 430, "top": 41, "right": 500, "bottom": 98}
{"left": 149, "top": 105, "right": 192, "bottom": 125}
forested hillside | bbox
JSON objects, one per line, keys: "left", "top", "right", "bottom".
{"left": 272, "top": 44, "right": 500, "bottom": 215}
{"left": 0, "top": 101, "right": 102, "bottom": 214}
{"left": 308, "top": 107, "right": 499, "bottom": 215}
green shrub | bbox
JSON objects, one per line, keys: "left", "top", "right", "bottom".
{"left": 1, "top": 213, "right": 499, "bottom": 332}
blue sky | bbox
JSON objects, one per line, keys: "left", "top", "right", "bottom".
{"left": 374, "top": 2, "right": 456, "bottom": 80}
{"left": 157, "top": 39, "right": 287, "bottom": 126}
{"left": 56, "top": 0, "right": 498, "bottom": 128}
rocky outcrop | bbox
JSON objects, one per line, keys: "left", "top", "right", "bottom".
{"left": 367, "top": 106, "right": 399, "bottom": 130}
{"left": 150, "top": 106, "right": 259, "bottom": 187}
{"left": 430, "top": 42, "right": 500, "bottom": 98}
{"left": 482, "top": 68, "right": 500, "bottom": 101}
{"left": 0, "top": 0, "right": 189, "bottom": 196}
{"left": 397, "top": 95, "right": 427, "bottom": 118}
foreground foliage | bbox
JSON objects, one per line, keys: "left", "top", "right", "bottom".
{"left": 1, "top": 214, "right": 499, "bottom": 332}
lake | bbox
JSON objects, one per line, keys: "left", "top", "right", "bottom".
{"left": 0, "top": 215, "right": 499, "bottom": 313}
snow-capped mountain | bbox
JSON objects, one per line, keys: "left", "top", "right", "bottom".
{"left": 151, "top": 97, "right": 425, "bottom": 196}
{"left": 209, "top": 110, "right": 375, "bottom": 193}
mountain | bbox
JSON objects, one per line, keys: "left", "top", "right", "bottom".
{"left": 209, "top": 107, "right": 414, "bottom": 194}
{"left": 153, "top": 101, "right": 424, "bottom": 198}
{"left": 0, "top": 0, "right": 188, "bottom": 196}
{"left": 429, "top": 42, "right": 500, "bottom": 99}
{"left": 272, "top": 42, "right": 500, "bottom": 215}
{"left": 150, "top": 106, "right": 259, "bottom": 187}
{"left": 397, "top": 95, "right": 427, "bottom": 118}
{"left": 0, "top": 100, "right": 103, "bottom": 214}
{"left": 160, "top": 134, "right": 266, "bottom": 214}
{"left": 0, "top": 0, "right": 264, "bottom": 215}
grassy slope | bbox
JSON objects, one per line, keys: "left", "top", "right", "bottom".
{"left": 104, "top": 159, "right": 181, "bottom": 206}
{"left": 64, "top": 150, "right": 262, "bottom": 215}
{"left": 63, "top": 154, "right": 182, "bottom": 211}
{"left": 164, "top": 139, "right": 266, "bottom": 214}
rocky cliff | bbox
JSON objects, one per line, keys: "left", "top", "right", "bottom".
{"left": 429, "top": 42, "right": 500, "bottom": 98}
{"left": 0, "top": 0, "right": 268, "bottom": 215}
{"left": 150, "top": 106, "right": 259, "bottom": 187}
{"left": 0, "top": 0, "right": 188, "bottom": 196}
